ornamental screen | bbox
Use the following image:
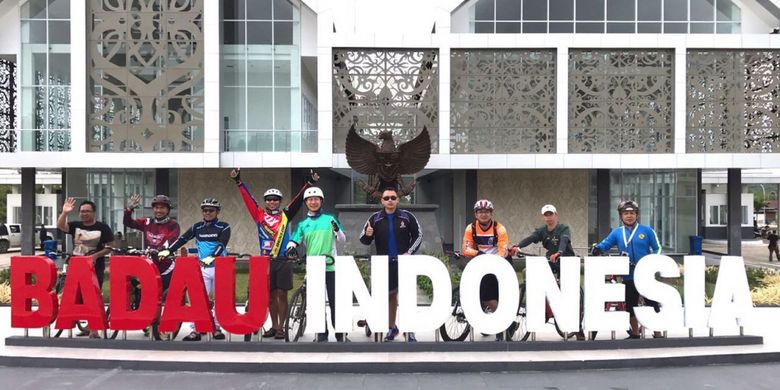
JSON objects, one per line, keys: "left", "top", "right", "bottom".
{"left": 89, "top": 0, "right": 204, "bottom": 152}
{"left": 0, "top": 60, "right": 15, "bottom": 152}
{"left": 687, "top": 50, "right": 780, "bottom": 153}
{"left": 332, "top": 48, "right": 439, "bottom": 153}
{"left": 450, "top": 49, "right": 555, "bottom": 153}
{"left": 569, "top": 49, "right": 674, "bottom": 153}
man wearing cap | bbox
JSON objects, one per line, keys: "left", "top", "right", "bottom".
{"left": 229, "top": 168, "right": 318, "bottom": 339}
{"left": 591, "top": 200, "right": 662, "bottom": 339}
{"left": 512, "top": 204, "right": 584, "bottom": 340}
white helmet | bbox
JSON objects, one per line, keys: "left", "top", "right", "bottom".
{"left": 304, "top": 187, "right": 324, "bottom": 200}
{"left": 264, "top": 188, "right": 283, "bottom": 199}
{"left": 473, "top": 199, "right": 494, "bottom": 211}
{"left": 200, "top": 197, "right": 221, "bottom": 209}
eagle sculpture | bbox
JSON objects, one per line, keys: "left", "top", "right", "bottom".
{"left": 346, "top": 123, "right": 431, "bottom": 199}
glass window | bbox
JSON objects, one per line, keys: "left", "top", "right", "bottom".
{"left": 223, "top": 21, "right": 245, "bottom": 44}
{"left": 691, "top": 0, "right": 715, "bottom": 21}
{"left": 48, "top": 0, "right": 70, "bottom": 19}
{"left": 523, "top": 0, "right": 547, "bottom": 20}
{"left": 48, "top": 20, "right": 69, "bottom": 44}
{"left": 576, "top": 22, "right": 604, "bottom": 33}
{"left": 221, "top": 87, "right": 246, "bottom": 130}
{"left": 716, "top": 22, "right": 739, "bottom": 33}
{"left": 577, "top": 0, "right": 604, "bottom": 20}
{"left": 247, "top": 88, "right": 273, "bottom": 129}
{"left": 607, "top": 0, "right": 634, "bottom": 21}
{"left": 523, "top": 22, "right": 547, "bottom": 33}
{"left": 474, "top": 0, "right": 494, "bottom": 20}
{"left": 664, "top": 22, "right": 687, "bottom": 33}
{"left": 21, "top": 0, "right": 47, "bottom": 19}
{"left": 607, "top": 22, "right": 635, "bottom": 33}
{"left": 549, "top": 0, "right": 574, "bottom": 20}
{"left": 741, "top": 205, "right": 748, "bottom": 225}
{"left": 690, "top": 23, "right": 714, "bottom": 34}
{"left": 716, "top": 0, "right": 740, "bottom": 22}
{"left": 224, "top": 0, "right": 245, "bottom": 20}
{"left": 247, "top": 21, "right": 272, "bottom": 44}
{"left": 719, "top": 205, "right": 727, "bottom": 226}
{"left": 474, "top": 21, "right": 494, "bottom": 33}
{"left": 638, "top": 0, "right": 662, "bottom": 20}
{"left": 549, "top": 22, "right": 574, "bottom": 32}
{"left": 638, "top": 22, "right": 662, "bottom": 32}
{"left": 496, "top": 22, "right": 522, "bottom": 33}
{"left": 273, "top": 0, "right": 294, "bottom": 20}
{"left": 274, "top": 22, "right": 294, "bottom": 45}
{"left": 22, "top": 20, "right": 47, "bottom": 44}
{"left": 664, "top": 0, "right": 687, "bottom": 21}
{"left": 496, "top": 0, "right": 521, "bottom": 20}
{"left": 247, "top": 0, "right": 272, "bottom": 20}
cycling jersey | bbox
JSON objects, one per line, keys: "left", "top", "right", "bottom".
{"left": 594, "top": 224, "right": 661, "bottom": 281}
{"left": 517, "top": 223, "right": 575, "bottom": 258}
{"left": 290, "top": 212, "right": 345, "bottom": 272}
{"left": 236, "top": 181, "right": 308, "bottom": 257}
{"left": 359, "top": 209, "right": 422, "bottom": 258}
{"left": 462, "top": 220, "right": 509, "bottom": 258}
{"left": 123, "top": 208, "right": 180, "bottom": 274}
{"left": 168, "top": 219, "right": 230, "bottom": 267}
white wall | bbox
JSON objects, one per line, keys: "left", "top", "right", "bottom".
{"left": 0, "top": 1, "right": 19, "bottom": 57}
{"left": 705, "top": 193, "right": 754, "bottom": 227}
{"left": 6, "top": 193, "right": 58, "bottom": 226}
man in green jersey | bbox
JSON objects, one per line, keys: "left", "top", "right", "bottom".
{"left": 286, "top": 187, "right": 347, "bottom": 342}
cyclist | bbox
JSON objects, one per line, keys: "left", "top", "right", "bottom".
{"left": 461, "top": 199, "right": 509, "bottom": 341}
{"left": 359, "top": 187, "right": 422, "bottom": 342}
{"left": 56, "top": 198, "right": 115, "bottom": 339}
{"left": 285, "top": 187, "right": 347, "bottom": 342}
{"left": 230, "top": 168, "right": 318, "bottom": 340}
{"left": 591, "top": 200, "right": 662, "bottom": 339}
{"left": 123, "top": 194, "right": 180, "bottom": 291}
{"left": 164, "top": 198, "right": 230, "bottom": 341}
{"left": 512, "top": 204, "right": 584, "bottom": 340}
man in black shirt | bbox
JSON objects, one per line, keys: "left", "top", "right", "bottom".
{"left": 57, "top": 197, "right": 115, "bottom": 338}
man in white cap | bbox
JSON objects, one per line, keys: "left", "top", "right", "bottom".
{"left": 511, "top": 204, "right": 584, "bottom": 340}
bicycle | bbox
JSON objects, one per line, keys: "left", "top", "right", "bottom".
{"left": 50, "top": 251, "right": 89, "bottom": 338}
{"left": 283, "top": 254, "right": 312, "bottom": 342}
{"left": 102, "top": 246, "right": 181, "bottom": 341}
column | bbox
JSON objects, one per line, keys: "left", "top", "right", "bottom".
{"left": 597, "top": 169, "right": 611, "bottom": 238}
{"left": 727, "top": 168, "right": 741, "bottom": 256}
{"left": 21, "top": 168, "right": 36, "bottom": 255}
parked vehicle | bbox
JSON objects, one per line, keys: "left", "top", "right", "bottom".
{"left": 0, "top": 224, "right": 54, "bottom": 253}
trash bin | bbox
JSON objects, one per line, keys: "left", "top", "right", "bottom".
{"left": 43, "top": 239, "right": 58, "bottom": 260}
{"left": 689, "top": 235, "right": 703, "bottom": 255}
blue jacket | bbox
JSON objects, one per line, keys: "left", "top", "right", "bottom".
{"left": 595, "top": 224, "right": 661, "bottom": 281}
{"left": 169, "top": 219, "right": 231, "bottom": 267}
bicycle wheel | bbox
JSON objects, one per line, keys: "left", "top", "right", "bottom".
{"left": 284, "top": 287, "right": 306, "bottom": 342}
{"left": 509, "top": 283, "right": 530, "bottom": 342}
{"left": 152, "top": 320, "right": 181, "bottom": 341}
{"left": 439, "top": 286, "right": 470, "bottom": 342}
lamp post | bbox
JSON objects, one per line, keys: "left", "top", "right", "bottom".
{"left": 760, "top": 184, "right": 767, "bottom": 225}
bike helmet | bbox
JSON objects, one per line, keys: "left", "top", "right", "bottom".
{"left": 151, "top": 194, "right": 172, "bottom": 209}
{"left": 617, "top": 200, "right": 639, "bottom": 213}
{"left": 264, "top": 188, "right": 283, "bottom": 199}
{"left": 200, "top": 197, "right": 221, "bottom": 209}
{"left": 303, "top": 187, "right": 324, "bottom": 200}
{"left": 473, "top": 199, "right": 494, "bottom": 211}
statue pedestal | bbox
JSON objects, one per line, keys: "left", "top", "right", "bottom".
{"left": 335, "top": 204, "right": 442, "bottom": 257}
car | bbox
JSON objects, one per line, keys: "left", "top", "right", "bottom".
{"left": 0, "top": 224, "right": 54, "bottom": 253}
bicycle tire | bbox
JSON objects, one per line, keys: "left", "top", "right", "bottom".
{"left": 284, "top": 287, "right": 306, "bottom": 342}
{"left": 439, "top": 286, "right": 470, "bottom": 342}
{"left": 364, "top": 323, "right": 372, "bottom": 337}
{"left": 152, "top": 321, "right": 181, "bottom": 341}
{"left": 511, "top": 283, "right": 531, "bottom": 342}
{"left": 103, "top": 307, "right": 119, "bottom": 340}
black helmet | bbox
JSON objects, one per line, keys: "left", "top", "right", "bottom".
{"left": 617, "top": 200, "right": 639, "bottom": 213}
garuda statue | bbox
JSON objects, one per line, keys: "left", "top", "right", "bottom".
{"left": 346, "top": 123, "right": 431, "bottom": 199}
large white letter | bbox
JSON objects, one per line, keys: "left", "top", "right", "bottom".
{"left": 397, "top": 254, "right": 451, "bottom": 332}
{"left": 334, "top": 255, "right": 388, "bottom": 332}
{"left": 459, "top": 254, "right": 519, "bottom": 334}
{"left": 305, "top": 255, "right": 327, "bottom": 333}
{"left": 633, "top": 254, "right": 684, "bottom": 331}
{"left": 583, "top": 256, "right": 630, "bottom": 332}
{"left": 525, "top": 256, "right": 581, "bottom": 332}
{"left": 683, "top": 256, "right": 706, "bottom": 329}
{"left": 708, "top": 256, "right": 753, "bottom": 329}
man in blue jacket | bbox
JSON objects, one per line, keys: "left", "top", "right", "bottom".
{"left": 591, "top": 200, "right": 662, "bottom": 339}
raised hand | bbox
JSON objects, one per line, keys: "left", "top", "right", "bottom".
{"left": 128, "top": 194, "right": 141, "bottom": 209}
{"left": 307, "top": 169, "right": 320, "bottom": 185}
{"left": 62, "top": 197, "right": 76, "bottom": 214}
{"left": 229, "top": 168, "right": 241, "bottom": 184}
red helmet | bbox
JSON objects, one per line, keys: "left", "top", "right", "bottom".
{"left": 151, "top": 195, "right": 172, "bottom": 209}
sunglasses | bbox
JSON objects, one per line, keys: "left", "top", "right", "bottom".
{"left": 265, "top": 197, "right": 281, "bottom": 202}
{"left": 382, "top": 196, "right": 398, "bottom": 201}
{"left": 201, "top": 208, "right": 218, "bottom": 213}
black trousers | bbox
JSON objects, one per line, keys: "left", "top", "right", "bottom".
{"left": 325, "top": 271, "right": 344, "bottom": 341}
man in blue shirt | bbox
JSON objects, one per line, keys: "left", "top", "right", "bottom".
{"left": 591, "top": 200, "right": 662, "bottom": 339}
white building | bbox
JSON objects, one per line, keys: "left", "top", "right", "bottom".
{"left": 1, "top": 0, "right": 778, "bottom": 255}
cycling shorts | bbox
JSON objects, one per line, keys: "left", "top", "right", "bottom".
{"left": 270, "top": 259, "right": 294, "bottom": 291}
{"left": 624, "top": 280, "right": 659, "bottom": 315}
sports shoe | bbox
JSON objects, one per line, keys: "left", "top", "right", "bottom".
{"left": 262, "top": 328, "right": 277, "bottom": 338}
{"left": 212, "top": 330, "right": 226, "bottom": 340}
{"left": 335, "top": 333, "right": 346, "bottom": 342}
{"left": 495, "top": 332, "right": 504, "bottom": 342}
{"left": 316, "top": 332, "right": 328, "bottom": 342}
{"left": 505, "top": 322, "right": 518, "bottom": 340}
{"left": 406, "top": 332, "right": 417, "bottom": 343}
{"left": 384, "top": 326, "right": 399, "bottom": 341}
{"left": 274, "top": 330, "right": 286, "bottom": 340}
{"left": 625, "top": 333, "right": 640, "bottom": 340}
{"left": 183, "top": 331, "right": 202, "bottom": 341}
{"left": 89, "top": 331, "right": 102, "bottom": 339}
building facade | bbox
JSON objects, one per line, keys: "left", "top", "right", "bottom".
{"left": 1, "top": 0, "right": 779, "bottom": 256}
